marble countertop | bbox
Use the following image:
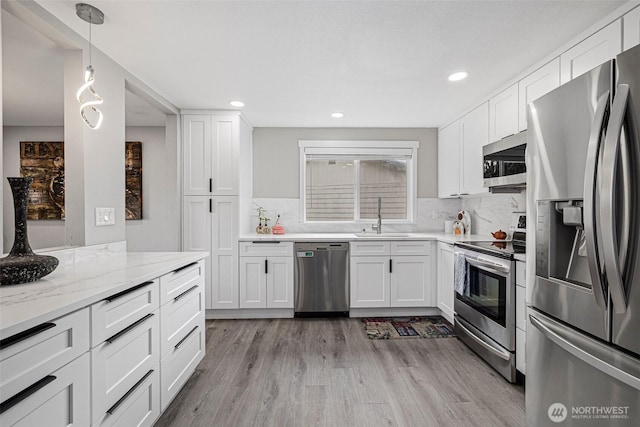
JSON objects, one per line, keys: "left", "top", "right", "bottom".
{"left": 0, "top": 251, "right": 207, "bottom": 339}
{"left": 239, "top": 232, "right": 498, "bottom": 244}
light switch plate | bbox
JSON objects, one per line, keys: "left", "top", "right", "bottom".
{"left": 95, "top": 207, "right": 115, "bottom": 226}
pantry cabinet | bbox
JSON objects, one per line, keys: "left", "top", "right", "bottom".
{"left": 238, "top": 242, "right": 294, "bottom": 309}
{"left": 350, "top": 241, "right": 435, "bottom": 308}
{"left": 560, "top": 20, "right": 622, "bottom": 84}
{"left": 624, "top": 6, "right": 640, "bottom": 50}
{"left": 436, "top": 242, "right": 455, "bottom": 324}
{"left": 518, "top": 58, "right": 561, "bottom": 132}
{"left": 489, "top": 83, "right": 519, "bottom": 142}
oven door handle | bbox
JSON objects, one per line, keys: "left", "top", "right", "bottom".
{"left": 465, "top": 256, "right": 510, "bottom": 275}
{"left": 456, "top": 318, "right": 511, "bottom": 361}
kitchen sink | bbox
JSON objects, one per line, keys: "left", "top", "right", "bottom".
{"left": 354, "top": 233, "right": 409, "bottom": 238}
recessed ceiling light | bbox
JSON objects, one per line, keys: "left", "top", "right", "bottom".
{"left": 448, "top": 71, "right": 469, "bottom": 82}
{"left": 229, "top": 100, "right": 245, "bottom": 107}
{"left": 331, "top": 112, "right": 345, "bottom": 118}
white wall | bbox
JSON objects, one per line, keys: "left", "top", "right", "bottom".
{"left": 252, "top": 127, "right": 438, "bottom": 198}
{"left": 2, "top": 126, "right": 66, "bottom": 252}
{"left": 124, "top": 126, "right": 180, "bottom": 252}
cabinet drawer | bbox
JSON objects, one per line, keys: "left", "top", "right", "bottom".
{"left": 160, "top": 282, "right": 204, "bottom": 357}
{"left": 390, "top": 241, "right": 432, "bottom": 256}
{"left": 516, "top": 285, "right": 526, "bottom": 331}
{"left": 516, "top": 327, "right": 526, "bottom": 374}
{"left": 160, "top": 324, "right": 205, "bottom": 411}
{"left": 349, "top": 241, "right": 390, "bottom": 256}
{"left": 0, "top": 352, "right": 90, "bottom": 427}
{"left": 516, "top": 260, "right": 526, "bottom": 287}
{"left": 239, "top": 241, "right": 293, "bottom": 257}
{"left": 92, "top": 311, "right": 159, "bottom": 423}
{"left": 93, "top": 369, "right": 159, "bottom": 427}
{"left": 0, "top": 308, "right": 90, "bottom": 403}
{"left": 91, "top": 280, "right": 159, "bottom": 347}
{"left": 159, "top": 260, "right": 204, "bottom": 306}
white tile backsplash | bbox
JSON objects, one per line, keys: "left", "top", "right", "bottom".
{"left": 460, "top": 190, "right": 527, "bottom": 238}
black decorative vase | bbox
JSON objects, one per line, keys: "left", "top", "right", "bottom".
{"left": 0, "top": 177, "right": 59, "bottom": 285}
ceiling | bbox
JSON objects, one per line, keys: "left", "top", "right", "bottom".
{"left": 3, "top": 0, "right": 628, "bottom": 128}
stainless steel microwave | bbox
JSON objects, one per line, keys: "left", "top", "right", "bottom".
{"left": 483, "top": 131, "right": 527, "bottom": 192}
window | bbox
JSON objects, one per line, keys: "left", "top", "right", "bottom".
{"left": 299, "top": 141, "right": 418, "bottom": 223}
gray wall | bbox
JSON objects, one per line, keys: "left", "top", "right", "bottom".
{"left": 252, "top": 128, "right": 438, "bottom": 198}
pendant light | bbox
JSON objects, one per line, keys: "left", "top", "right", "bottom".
{"left": 75, "top": 3, "right": 104, "bottom": 130}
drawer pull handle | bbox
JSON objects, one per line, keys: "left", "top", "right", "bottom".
{"left": 174, "top": 285, "right": 199, "bottom": 302}
{"left": 0, "top": 322, "right": 56, "bottom": 350}
{"left": 106, "top": 313, "right": 154, "bottom": 344}
{"left": 175, "top": 326, "right": 199, "bottom": 350}
{"left": 106, "top": 370, "right": 154, "bottom": 416}
{"left": 105, "top": 281, "right": 153, "bottom": 303}
{"left": 0, "top": 375, "right": 56, "bottom": 414}
{"left": 173, "top": 262, "right": 198, "bottom": 274}
{"left": 251, "top": 241, "right": 281, "bottom": 244}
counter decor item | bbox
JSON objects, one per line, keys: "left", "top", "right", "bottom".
{"left": 456, "top": 210, "right": 471, "bottom": 234}
{"left": 255, "top": 206, "right": 271, "bottom": 234}
{"left": 0, "top": 177, "right": 59, "bottom": 285}
{"left": 272, "top": 214, "right": 285, "bottom": 235}
{"left": 491, "top": 229, "right": 507, "bottom": 240}
{"left": 452, "top": 221, "right": 465, "bottom": 235}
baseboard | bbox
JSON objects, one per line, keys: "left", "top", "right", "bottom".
{"left": 349, "top": 307, "right": 441, "bottom": 318}
{"left": 206, "top": 308, "right": 294, "bottom": 319}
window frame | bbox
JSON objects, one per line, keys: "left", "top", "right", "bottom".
{"left": 299, "top": 140, "right": 418, "bottom": 224}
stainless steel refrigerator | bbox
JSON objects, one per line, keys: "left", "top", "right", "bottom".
{"left": 526, "top": 44, "right": 640, "bottom": 426}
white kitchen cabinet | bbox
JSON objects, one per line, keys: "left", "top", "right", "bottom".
{"left": 515, "top": 260, "right": 526, "bottom": 375}
{"left": 560, "top": 20, "right": 622, "bottom": 84}
{"left": 436, "top": 242, "right": 455, "bottom": 324}
{"left": 0, "top": 353, "right": 91, "bottom": 427}
{"left": 239, "top": 242, "right": 294, "bottom": 309}
{"left": 437, "top": 121, "right": 460, "bottom": 198}
{"left": 94, "top": 369, "right": 159, "bottom": 427}
{"left": 518, "top": 58, "right": 561, "bottom": 131}
{"left": 350, "top": 256, "right": 390, "bottom": 308}
{"left": 182, "top": 114, "right": 240, "bottom": 196}
{"left": 624, "top": 6, "right": 640, "bottom": 51}
{"left": 460, "top": 102, "right": 489, "bottom": 195}
{"left": 489, "top": 83, "right": 519, "bottom": 142}
{"left": 183, "top": 195, "right": 238, "bottom": 309}
{"left": 350, "top": 241, "right": 434, "bottom": 308}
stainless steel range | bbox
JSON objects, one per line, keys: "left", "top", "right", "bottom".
{"left": 453, "top": 212, "right": 526, "bottom": 383}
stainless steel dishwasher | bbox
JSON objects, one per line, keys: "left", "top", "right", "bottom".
{"left": 294, "top": 242, "right": 349, "bottom": 317}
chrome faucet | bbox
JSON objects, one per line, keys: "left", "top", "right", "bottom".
{"left": 372, "top": 197, "right": 382, "bottom": 234}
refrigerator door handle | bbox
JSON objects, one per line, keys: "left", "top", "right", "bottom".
{"left": 583, "top": 91, "right": 610, "bottom": 310}
{"left": 600, "top": 84, "right": 630, "bottom": 314}
{"left": 530, "top": 310, "right": 640, "bottom": 391}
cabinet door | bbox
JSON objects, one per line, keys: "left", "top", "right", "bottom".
{"left": 182, "top": 196, "right": 212, "bottom": 308}
{"left": 239, "top": 257, "right": 267, "bottom": 309}
{"left": 266, "top": 256, "right": 294, "bottom": 309}
{"left": 489, "top": 83, "right": 518, "bottom": 142}
{"left": 183, "top": 115, "right": 212, "bottom": 196}
{"left": 390, "top": 256, "right": 431, "bottom": 307}
{"left": 350, "top": 256, "right": 390, "bottom": 308}
{"left": 212, "top": 115, "right": 239, "bottom": 195}
{"left": 560, "top": 20, "right": 622, "bottom": 84}
{"left": 211, "top": 196, "right": 238, "bottom": 309}
{"left": 437, "top": 122, "right": 460, "bottom": 198}
{"left": 436, "top": 243, "right": 455, "bottom": 324}
{"left": 460, "top": 102, "right": 489, "bottom": 195}
{"left": 624, "top": 6, "right": 640, "bottom": 51}
{"left": 518, "top": 58, "right": 560, "bottom": 131}
{"left": 0, "top": 353, "right": 90, "bottom": 427}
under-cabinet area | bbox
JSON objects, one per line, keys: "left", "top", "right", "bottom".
{"left": 0, "top": 252, "right": 206, "bottom": 426}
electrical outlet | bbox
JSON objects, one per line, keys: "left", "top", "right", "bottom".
{"left": 95, "top": 207, "right": 115, "bottom": 226}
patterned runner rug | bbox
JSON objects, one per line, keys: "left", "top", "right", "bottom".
{"left": 362, "top": 316, "right": 456, "bottom": 339}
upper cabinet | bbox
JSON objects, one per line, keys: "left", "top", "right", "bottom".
{"left": 489, "top": 83, "right": 518, "bottom": 142}
{"left": 183, "top": 114, "right": 240, "bottom": 196}
{"left": 624, "top": 6, "right": 640, "bottom": 51}
{"left": 560, "top": 20, "right": 622, "bottom": 84}
{"left": 460, "top": 103, "right": 489, "bottom": 195}
{"left": 518, "top": 58, "right": 561, "bottom": 132}
{"left": 437, "top": 122, "right": 460, "bottom": 199}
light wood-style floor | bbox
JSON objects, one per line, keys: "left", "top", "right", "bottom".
{"left": 155, "top": 318, "right": 525, "bottom": 427}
